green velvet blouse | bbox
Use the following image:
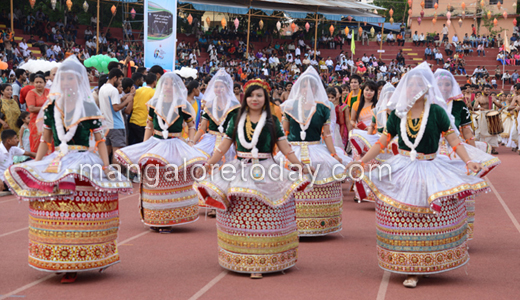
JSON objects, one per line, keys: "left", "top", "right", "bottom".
{"left": 225, "top": 114, "right": 285, "bottom": 154}
{"left": 202, "top": 107, "right": 239, "bottom": 132}
{"left": 451, "top": 100, "right": 472, "bottom": 129}
{"left": 284, "top": 103, "right": 330, "bottom": 142}
{"left": 386, "top": 104, "right": 452, "bottom": 154}
{"left": 43, "top": 101, "right": 102, "bottom": 147}
{"left": 148, "top": 107, "right": 192, "bottom": 139}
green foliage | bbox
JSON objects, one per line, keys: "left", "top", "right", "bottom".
{"left": 481, "top": 11, "right": 504, "bottom": 36}
{"left": 373, "top": 0, "right": 408, "bottom": 23}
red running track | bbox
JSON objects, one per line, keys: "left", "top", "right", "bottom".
{"left": 1, "top": 146, "right": 519, "bottom": 300}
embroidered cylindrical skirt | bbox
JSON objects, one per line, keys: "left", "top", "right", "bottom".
{"left": 375, "top": 198, "right": 469, "bottom": 275}
{"left": 27, "top": 185, "right": 120, "bottom": 272}
{"left": 294, "top": 182, "right": 343, "bottom": 236}
{"left": 216, "top": 195, "right": 298, "bottom": 274}
{"left": 140, "top": 165, "right": 199, "bottom": 227}
{"left": 465, "top": 195, "right": 475, "bottom": 240}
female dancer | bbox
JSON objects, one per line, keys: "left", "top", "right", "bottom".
{"left": 5, "top": 56, "right": 132, "bottom": 283}
{"left": 115, "top": 72, "right": 207, "bottom": 232}
{"left": 194, "top": 79, "right": 311, "bottom": 279}
{"left": 350, "top": 63, "right": 489, "bottom": 288}
{"left": 193, "top": 69, "right": 240, "bottom": 213}
{"left": 348, "top": 81, "right": 378, "bottom": 202}
{"left": 193, "top": 69, "right": 240, "bottom": 163}
{"left": 279, "top": 67, "right": 351, "bottom": 236}
{"left": 26, "top": 74, "right": 50, "bottom": 151}
{"left": 434, "top": 69, "right": 500, "bottom": 240}
{"left": 501, "top": 93, "right": 515, "bottom": 143}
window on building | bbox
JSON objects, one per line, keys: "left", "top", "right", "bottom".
{"left": 425, "top": 0, "right": 439, "bottom": 9}
{"left": 489, "top": 0, "right": 503, "bottom": 5}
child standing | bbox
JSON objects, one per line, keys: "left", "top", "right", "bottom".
{"left": 14, "top": 112, "right": 30, "bottom": 163}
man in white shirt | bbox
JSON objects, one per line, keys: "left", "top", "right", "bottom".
{"left": 435, "top": 52, "right": 444, "bottom": 65}
{"left": 387, "top": 32, "right": 395, "bottom": 45}
{"left": 0, "top": 130, "right": 35, "bottom": 191}
{"left": 362, "top": 54, "right": 369, "bottom": 63}
{"left": 452, "top": 34, "right": 459, "bottom": 44}
{"left": 286, "top": 52, "right": 293, "bottom": 63}
{"left": 473, "top": 66, "right": 482, "bottom": 78}
{"left": 52, "top": 44, "right": 61, "bottom": 54}
{"left": 295, "top": 56, "right": 302, "bottom": 66}
{"left": 295, "top": 47, "right": 301, "bottom": 57}
{"left": 325, "top": 56, "right": 334, "bottom": 72}
{"left": 269, "top": 54, "right": 279, "bottom": 70}
{"left": 98, "top": 68, "right": 131, "bottom": 158}
{"left": 441, "top": 24, "right": 449, "bottom": 44}
{"left": 379, "top": 64, "right": 388, "bottom": 77}
{"left": 377, "top": 32, "right": 382, "bottom": 46}
{"left": 419, "top": 33, "right": 425, "bottom": 46}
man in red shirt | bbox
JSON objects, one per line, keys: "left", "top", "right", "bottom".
{"left": 472, "top": 24, "right": 476, "bottom": 36}
{"left": 19, "top": 73, "right": 36, "bottom": 110}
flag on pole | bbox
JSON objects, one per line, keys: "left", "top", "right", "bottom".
{"left": 351, "top": 31, "right": 356, "bottom": 55}
{"left": 504, "top": 30, "right": 510, "bottom": 53}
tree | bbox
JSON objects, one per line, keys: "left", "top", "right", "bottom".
{"left": 373, "top": 0, "right": 408, "bottom": 23}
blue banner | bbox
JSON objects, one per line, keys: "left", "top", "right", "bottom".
{"left": 144, "top": 0, "right": 177, "bottom": 70}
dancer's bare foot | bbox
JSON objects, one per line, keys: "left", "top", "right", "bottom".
{"left": 208, "top": 209, "right": 216, "bottom": 218}
{"left": 250, "top": 273, "right": 263, "bottom": 279}
{"left": 61, "top": 272, "right": 77, "bottom": 283}
{"left": 403, "top": 275, "right": 419, "bottom": 288}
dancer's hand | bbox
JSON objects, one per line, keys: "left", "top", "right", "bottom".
{"left": 104, "top": 168, "right": 117, "bottom": 180}
{"left": 195, "top": 164, "right": 210, "bottom": 179}
{"left": 302, "top": 165, "right": 315, "bottom": 175}
{"left": 467, "top": 161, "right": 485, "bottom": 174}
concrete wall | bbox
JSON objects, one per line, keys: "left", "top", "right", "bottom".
{"left": 408, "top": 0, "right": 517, "bottom": 38}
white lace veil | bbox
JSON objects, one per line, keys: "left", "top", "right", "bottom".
{"left": 146, "top": 72, "right": 195, "bottom": 139}
{"left": 433, "top": 69, "right": 464, "bottom": 114}
{"left": 202, "top": 69, "right": 240, "bottom": 132}
{"left": 281, "top": 67, "right": 329, "bottom": 140}
{"left": 36, "top": 55, "right": 102, "bottom": 135}
{"left": 386, "top": 62, "right": 459, "bottom": 139}
{"left": 375, "top": 83, "right": 395, "bottom": 130}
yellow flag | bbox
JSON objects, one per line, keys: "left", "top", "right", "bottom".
{"left": 351, "top": 31, "right": 355, "bottom": 55}
{"left": 504, "top": 30, "right": 510, "bottom": 53}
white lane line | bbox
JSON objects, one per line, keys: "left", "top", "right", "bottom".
{"left": 188, "top": 270, "right": 228, "bottom": 300}
{"left": 0, "top": 227, "right": 29, "bottom": 238}
{"left": 0, "top": 198, "right": 16, "bottom": 204}
{"left": 0, "top": 228, "right": 149, "bottom": 298}
{"left": 486, "top": 177, "right": 520, "bottom": 234}
{"left": 0, "top": 274, "right": 54, "bottom": 300}
{"left": 376, "top": 271, "right": 391, "bottom": 300}
{"left": 118, "top": 231, "right": 149, "bottom": 245}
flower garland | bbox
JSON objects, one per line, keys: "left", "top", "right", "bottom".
{"left": 54, "top": 98, "right": 80, "bottom": 155}
{"left": 399, "top": 99, "right": 430, "bottom": 161}
{"left": 156, "top": 98, "right": 177, "bottom": 139}
{"left": 212, "top": 97, "right": 231, "bottom": 133}
{"left": 298, "top": 98, "right": 316, "bottom": 141}
{"left": 237, "top": 110, "right": 266, "bottom": 159}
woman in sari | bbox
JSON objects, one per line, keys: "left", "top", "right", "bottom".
{"left": 26, "top": 74, "right": 50, "bottom": 152}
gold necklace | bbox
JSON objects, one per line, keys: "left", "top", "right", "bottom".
{"left": 245, "top": 114, "right": 254, "bottom": 140}
{"left": 406, "top": 107, "right": 425, "bottom": 139}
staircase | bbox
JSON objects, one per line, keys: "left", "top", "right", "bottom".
{"left": 2, "top": 22, "right": 516, "bottom": 91}
{"left": 178, "top": 33, "right": 517, "bottom": 92}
